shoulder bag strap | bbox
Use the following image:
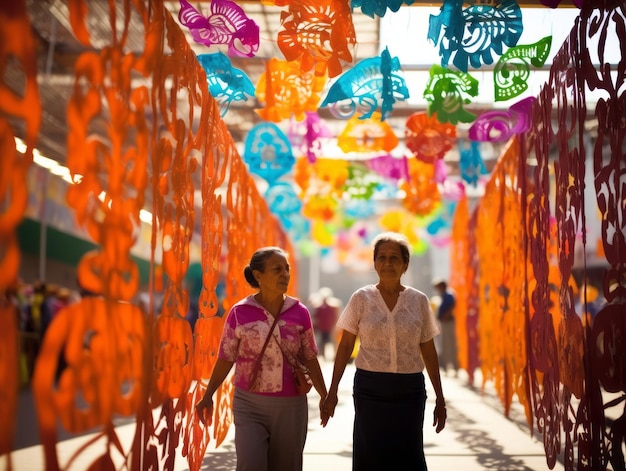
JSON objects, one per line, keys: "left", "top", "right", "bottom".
{"left": 249, "top": 307, "right": 283, "bottom": 391}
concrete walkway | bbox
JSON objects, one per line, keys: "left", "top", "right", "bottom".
{"left": 10, "top": 359, "right": 563, "bottom": 470}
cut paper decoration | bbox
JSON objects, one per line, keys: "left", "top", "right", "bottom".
{"left": 303, "top": 194, "right": 339, "bottom": 222}
{"left": 458, "top": 140, "right": 488, "bottom": 187}
{"left": 256, "top": 58, "right": 327, "bottom": 122}
{"left": 427, "top": 0, "right": 523, "bottom": 72}
{"left": 405, "top": 112, "right": 456, "bottom": 163}
{"left": 277, "top": 0, "right": 356, "bottom": 78}
{"left": 342, "top": 163, "right": 381, "bottom": 200}
{"left": 243, "top": 122, "right": 295, "bottom": 184}
{"left": 541, "top": 0, "right": 583, "bottom": 7}
{"left": 401, "top": 158, "right": 441, "bottom": 216}
{"left": 352, "top": 0, "right": 416, "bottom": 18}
{"left": 178, "top": 0, "right": 260, "bottom": 58}
{"left": 468, "top": 97, "right": 536, "bottom": 142}
{"left": 320, "top": 47, "right": 409, "bottom": 121}
{"left": 264, "top": 181, "right": 302, "bottom": 217}
{"left": 423, "top": 65, "right": 479, "bottom": 125}
{"left": 288, "top": 112, "right": 333, "bottom": 163}
{"left": 365, "top": 154, "right": 409, "bottom": 182}
{"left": 197, "top": 52, "right": 255, "bottom": 117}
{"left": 494, "top": 36, "right": 552, "bottom": 102}
{"left": 343, "top": 199, "right": 376, "bottom": 219}
{"left": 337, "top": 112, "right": 399, "bottom": 153}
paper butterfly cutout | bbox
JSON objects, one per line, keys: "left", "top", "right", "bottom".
{"left": 494, "top": 36, "right": 552, "bottom": 102}
{"left": 178, "top": 0, "right": 260, "bottom": 58}
{"left": 277, "top": 0, "right": 356, "bottom": 78}
{"left": 468, "top": 97, "right": 536, "bottom": 142}
{"left": 243, "top": 122, "right": 295, "bottom": 184}
{"left": 321, "top": 47, "right": 409, "bottom": 121}
{"left": 256, "top": 58, "right": 327, "bottom": 122}
{"left": 288, "top": 112, "right": 333, "bottom": 163}
{"left": 337, "top": 112, "right": 399, "bottom": 153}
{"left": 197, "top": 52, "right": 255, "bottom": 116}
{"left": 428, "top": 0, "right": 523, "bottom": 72}
{"left": 352, "top": 0, "right": 416, "bottom": 18}
{"left": 458, "top": 140, "right": 488, "bottom": 187}
{"left": 423, "top": 65, "right": 479, "bottom": 124}
{"left": 405, "top": 112, "right": 456, "bottom": 163}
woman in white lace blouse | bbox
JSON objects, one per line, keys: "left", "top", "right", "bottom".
{"left": 323, "top": 232, "right": 447, "bottom": 471}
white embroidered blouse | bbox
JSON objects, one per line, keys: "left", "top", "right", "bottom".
{"left": 336, "top": 284, "right": 439, "bottom": 373}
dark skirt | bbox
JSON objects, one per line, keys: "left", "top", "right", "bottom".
{"left": 353, "top": 369, "right": 427, "bottom": 471}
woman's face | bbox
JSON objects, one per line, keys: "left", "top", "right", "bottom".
{"left": 374, "top": 241, "right": 408, "bottom": 281}
{"left": 255, "top": 253, "right": 291, "bottom": 294}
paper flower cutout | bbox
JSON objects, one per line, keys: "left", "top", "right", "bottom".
{"left": 243, "top": 123, "right": 295, "bottom": 184}
{"left": 288, "top": 112, "right": 333, "bottom": 163}
{"left": 178, "top": 0, "right": 260, "bottom": 58}
{"left": 337, "top": 112, "right": 399, "bottom": 153}
{"left": 405, "top": 112, "right": 456, "bottom": 163}
{"left": 468, "top": 97, "right": 536, "bottom": 142}
{"left": 197, "top": 52, "right": 255, "bottom": 116}
{"left": 458, "top": 140, "right": 488, "bottom": 187}
{"left": 320, "top": 47, "right": 409, "bottom": 121}
{"left": 303, "top": 194, "right": 339, "bottom": 222}
{"left": 423, "top": 65, "right": 479, "bottom": 124}
{"left": 277, "top": 0, "right": 356, "bottom": 78}
{"left": 365, "top": 154, "right": 409, "bottom": 182}
{"left": 494, "top": 36, "right": 552, "bottom": 102}
{"left": 427, "top": 0, "right": 523, "bottom": 72}
{"left": 256, "top": 58, "right": 327, "bottom": 122}
{"left": 352, "top": 0, "right": 416, "bottom": 18}
{"left": 401, "top": 158, "right": 441, "bottom": 216}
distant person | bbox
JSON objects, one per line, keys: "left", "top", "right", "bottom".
{"left": 313, "top": 287, "right": 341, "bottom": 360}
{"left": 433, "top": 278, "right": 459, "bottom": 376}
{"left": 323, "top": 232, "right": 447, "bottom": 470}
{"left": 195, "top": 246, "right": 329, "bottom": 471}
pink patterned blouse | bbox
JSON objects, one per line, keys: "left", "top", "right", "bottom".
{"left": 218, "top": 295, "right": 318, "bottom": 396}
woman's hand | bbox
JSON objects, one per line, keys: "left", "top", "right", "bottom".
{"left": 433, "top": 400, "right": 447, "bottom": 433}
{"left": 322, "top": 392, "right": 338, "bottom": 420}
{"left": 319, "top": 395, "right": 331, "bottom": 427}
{"left": 195, "top": 395, "right": 214, "bottom": 426}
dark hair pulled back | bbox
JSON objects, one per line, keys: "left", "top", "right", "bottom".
{"left": 243, "top": 246, "right": 288, "bottom": 288}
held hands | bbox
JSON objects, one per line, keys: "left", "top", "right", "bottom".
{"left": 320, "top": 392, "right": 338, "bottom": 427}
{"left": 195, "top": 395, "right": 214, "bottom": 427}
{"left": 433, "top": 400, "right": 447, "bottom": 433}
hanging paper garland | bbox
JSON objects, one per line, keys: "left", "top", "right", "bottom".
{"left": 320, "top": 47, "right": 409, "bottom": 121}
{"left": 277, "top": 0, "right": 356, "bottom": 78}
{"left": 243, "top": 122, "right": 295, "bottom": 184}
{"left": 352, "top": 0, "right": 416, "bottom": 18}
{"left": 405, "top": 112, "right": 456, "bottom": 163}
{"left": 458, "top": 140, "right": 488, "bottom": 187}
{"left": 264, "top": 181, "right": 302, "bottom": 218}
{"left": 337, "top": 112, "right": 399, "bottom": 153}
{"left": 197, "top": 52, "right": 255, "bottom": 117}
{"left": 468, "top": 97, "right": 536, "bottom": 142}
{"left": 178, "top": 0, "right": 260, "bottom": 58}
{"left": 494, "top": 36, "right": 552, "bottom": 102}
{"left": 423, "top": 65, "right": 479, "bottom": 125}
{"left": 256, "top": 58, "right": 327, "bottom": 122}
{"left": 427, "top": 0, "right": 523, "bottom": 73}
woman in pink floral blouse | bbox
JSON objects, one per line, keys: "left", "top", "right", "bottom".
{"left": 195, "top": 246, "right": 329, "bottom": 471}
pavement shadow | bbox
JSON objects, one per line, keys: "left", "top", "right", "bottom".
{"left": 443, "top": 403, "right": 539, "bottom": 471}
